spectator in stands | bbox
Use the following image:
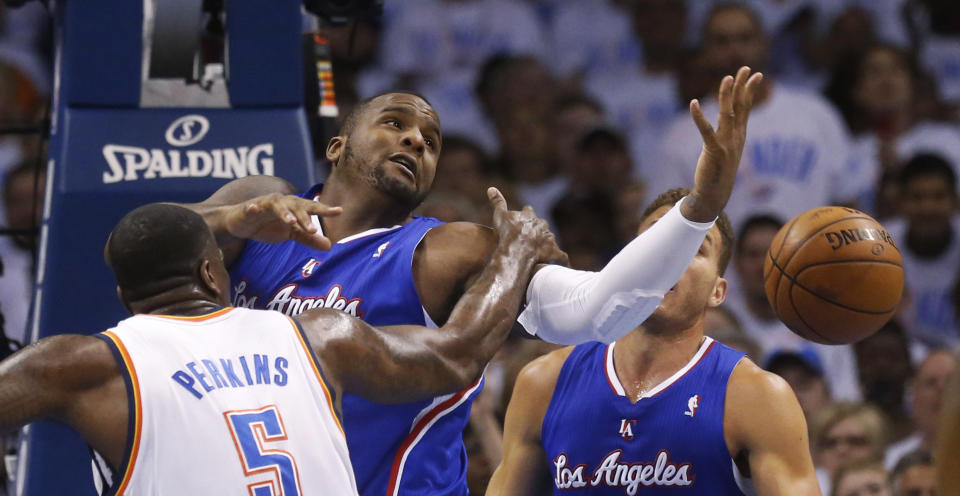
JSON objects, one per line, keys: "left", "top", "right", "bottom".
{"left": 723, "top": 214, "right": 861, "bottom": 401}
{"left": 766, "top": 349, "right": 834, "bottom": 423}
{"left": 831, "top": 459, "right": 891, "bottom": 496}
{"left": 702, "top": 305, "right": 761, "bottom": 362}
{"left": 885, "top": 155, "right": 960, "bottom": 348}
{"left": 420, "top": 135, "right": 498, "bottom": 224}
{"left": 550, "top": 192, "right": 618, "bottom": 271}
{"left": 909, "top": 0, "right": 960, "bottom": 106}
{"left": 547, "top": 0, "right": 640, "bottom": 81}
{"left": 375, "top": 0, "right": 548, "bottom": 151}
{"left": 884, "top": 350, "right": 956, "bottom": 469}
{"left": 889, "top": 450, "right": 937, "bottom": 496}
{"left": 826, "top": 44, "right": 960, "bottom": 218}
{"left": 0, "top": 160, "right": 42, "bottom": 348}
{"left": 655, "top": 2, "right": 865, "bottom": 229}
{"left": 476, "top": 55, "right": 565, "bottom": 223}
{"left": 812, "top": 402, "right": 891, "bottom": 495}
{"left": 854, "top": 320, "right": 916, "bottom": 442}
{"left": 584, "top": 0, "right": 686, "bottom": 182}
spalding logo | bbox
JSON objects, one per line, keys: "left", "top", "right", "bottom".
{"left": 165, "top": 115, "right": 210, "bottom": 147}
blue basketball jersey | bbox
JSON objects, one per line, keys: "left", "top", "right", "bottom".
{"left": 541, "top": 338, "right": 754, "bottom": 495}
{"left": 229, "top": 184, "right": 481, "bottom": 496}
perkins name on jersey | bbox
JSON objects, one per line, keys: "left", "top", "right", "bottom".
{"left": 171, "top": 353, "right": 290, "bottom": 399}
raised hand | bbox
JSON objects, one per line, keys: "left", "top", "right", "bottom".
{"left": 487, "top": 187, "right": 568, "bottom": 267}
{"left": 222, "top": 193, "right": 343, "bottom": 250}
{"left": 683, "top": 66, "right": 764, "bottom": 223}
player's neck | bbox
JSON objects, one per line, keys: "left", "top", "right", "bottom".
{"left": 315, "top": 177, "right": 413, "bottom": 242}
{"left": 613, "top": 325, "right": 706, "bottom": 402}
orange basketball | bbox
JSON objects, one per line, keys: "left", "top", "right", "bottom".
{"left": 763, "top": 206, "right": 904, "bottom": 345}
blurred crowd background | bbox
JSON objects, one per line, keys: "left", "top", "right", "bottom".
{"left": 0, "top": 0, "right": 958, "bottom": 494}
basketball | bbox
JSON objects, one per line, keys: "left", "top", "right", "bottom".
{"left": 763, "top": 206, "right": 904, "bottom": 345}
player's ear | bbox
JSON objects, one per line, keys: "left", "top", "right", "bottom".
{"left": 326, "top": 135, "right": 345, "bottom": 167}
{"left": 198, "top": 259, "right": 223, "bottom": 300}
{"left": 707, "top": 277, "right": 727, "bottom": 308}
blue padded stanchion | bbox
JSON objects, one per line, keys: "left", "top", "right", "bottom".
{"left": 20, "top": 1, "right": 314, "bottom": 494}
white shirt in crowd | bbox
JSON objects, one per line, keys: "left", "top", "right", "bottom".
{"left": 653, "top": 83, "right": 866, "bottom": 229}
{"left": 723, "top": 285, "right": 863, "bottom": 402}
{"left": 849, "top": 122, "right": 960, "bottom": 214}
{"left": 585, "top": 68, "right": 681, "bottom": 183}
{"left": 884, "top": 216, "right": 960, "bottom": 349}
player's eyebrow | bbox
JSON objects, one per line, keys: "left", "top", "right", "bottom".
{"left": 382, "top": 105, "right": 441, "bottom": 139}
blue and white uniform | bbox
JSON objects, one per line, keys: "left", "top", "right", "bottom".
{"left": 229, "top": 184, "right": 480, "bottom": 496}
{"left": 92, "top": 307, "right": 355, "bottom": 495}
{"left": 542, "top": 337, "right": 754, "bottom": 495}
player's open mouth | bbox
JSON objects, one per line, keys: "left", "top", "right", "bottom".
{"left": 389, "top": 154, "right": 417, "bottom": 181}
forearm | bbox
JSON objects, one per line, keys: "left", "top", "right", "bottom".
{"left": 519, "top": 198, "right": 714, "bottom": 344}
{"left": 439, "top": 235, "right": 538, "bottom": 380}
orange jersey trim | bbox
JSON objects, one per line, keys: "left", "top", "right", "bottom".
{"left": 287, "top": 316, "right": 346, "bottom": 438}
{"left": 146, "top": 307, "right": 234, "bottom": 322}
{"left": 101, "top": 330, "right": 143, "bottom": 495}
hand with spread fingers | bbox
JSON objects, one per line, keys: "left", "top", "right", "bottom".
{"left": 682, "top": 66, "right": 764, "bottom": 223}
{"left": 487, "top": 187, "right": 568, "bottom": 268}
{"left": 221, "top": 193, "right": 343, "bottom": 251}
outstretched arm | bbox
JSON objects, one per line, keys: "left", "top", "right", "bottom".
{"left": 725, "top": 359, "right": 821, "bottom": 496}
{"left": 300, "top": 188, "right": 566, "bottom": 403}
{"left": 0, "top": 335, "right": 127, "bottom": 466}
{"left": 519, "top": 66, "right": 764, "bottom": 345}
{"left": 936, "top": 364, "right": 960, "bottom": 494}
{"left": 177, "top": 176, "right": 342, "bottom": 266}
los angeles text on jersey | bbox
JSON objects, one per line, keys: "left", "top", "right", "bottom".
{"left": 172, "top": 353, "right": 290, "bottom": 400}
{"left": 554, "top": 449, "right": 694, "bottom": 495}
{"left": 232, "top": 280, "right": 365, "bottom": 318}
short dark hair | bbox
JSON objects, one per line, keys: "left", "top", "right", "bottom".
{"left": 898, "top": 153, "right": 957, "bottom": 193}
{"left": 338, "top": 91, "right": 433, "bottom": 138}
{"left": 735, "top": 214, "right": 783, "bottom": 253}
{"left": 702, "top": 2, "right": 764, "bottom": 38}
{"left": 889, "top": 450, "right": 934, "bottom": 489}
{"left": 107, "top": 203, "right": 214, "bottom": 300}
{"left": 640, "top": 188, "right": 735, "bottom": 275}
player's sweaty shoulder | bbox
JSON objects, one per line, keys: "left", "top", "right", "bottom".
{"left": 27, "top": 334, "right": 119, "bottom": 392}
{"left": 202, "top": 175, "right": 299, "bottom": 206}
{"left": 513, "top": 346, "right": 576, "bottom": 415}
{"left": 724, "top": 357, "right": 798, "bottom": 449}
{"left": 414, "top": 221, "right": 498, "bottom": 323}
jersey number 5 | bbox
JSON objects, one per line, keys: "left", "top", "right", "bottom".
{"left": 225, "top": 405, "right": 303, "bottom": 496}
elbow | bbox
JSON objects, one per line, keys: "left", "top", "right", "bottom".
{"left": 447, "top": 353, "right": 485, "bottom": 392}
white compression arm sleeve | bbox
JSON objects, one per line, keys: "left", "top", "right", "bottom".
{"left": 517, "top": 198, "right": 715, "bottom": 344}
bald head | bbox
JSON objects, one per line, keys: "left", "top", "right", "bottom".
{"left": 106, "top": 203, "right": 222, "bottom": 302}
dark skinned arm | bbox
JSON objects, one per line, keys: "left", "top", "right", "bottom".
{"left": 176, "top": 175, "right": 342, "bottom": 267}
{"left": 299, "top": 188, "right": 566, "bottom": 403}
{"left": 0, "top": 335, "right": 128, "bottom": 468}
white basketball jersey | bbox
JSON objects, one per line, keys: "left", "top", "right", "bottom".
{"left": 93, "top": 306, "right": 357, "bottom": 495}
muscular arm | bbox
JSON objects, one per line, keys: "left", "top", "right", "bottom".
{"left": 486, "top": 348, "right": 570, "bottom": 495}
{"left": 725, "top": 359, "right": 821, "bottom": 496}
{"left": 301, "top": 192, "right": 560, "bottom": 403}
{"left": 0, "top": 335, "right": 127, "bottom": 467}
{"left": 178, "top": 176, "right": 340, "bottom": 267}
{"left": 936, "top": 364, "right": 960, "bottom": 495}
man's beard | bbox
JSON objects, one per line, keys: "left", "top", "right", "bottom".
{"left": 371, "top": 165, "right": 426, "bottom": 212}
{"left": 343, "top": 142, "right": 426, "bottom": 212}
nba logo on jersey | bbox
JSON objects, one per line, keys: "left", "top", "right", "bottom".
{"left": 372, "top": 241, "right": 390, "bottom": 258}
{"left": 618, "top": 419, "right": 636, "bottom": 441}
{"left": 301, "top": 258, "right": 322, "bottom": 278}
{"left": 685, "top": 395, "right": 700, "bottom": 418}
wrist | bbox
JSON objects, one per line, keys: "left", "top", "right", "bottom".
{"left": 678, "top": 194, "right": 719, "bottom": 224}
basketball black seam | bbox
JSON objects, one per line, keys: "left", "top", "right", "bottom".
{"left": 770, "top": 250, "right": 838, "bottom": 344}
{"left": 785, "top": 273, "right": 838, "bottom": 344}
{"left": 770, "top": 213, "right": 886, "bottom": 322}
{"left": 792, "top": 259, "right": 903, "bottom": 314}
{"left": 771, "top": 213, "right": 864, "bottom": 306}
